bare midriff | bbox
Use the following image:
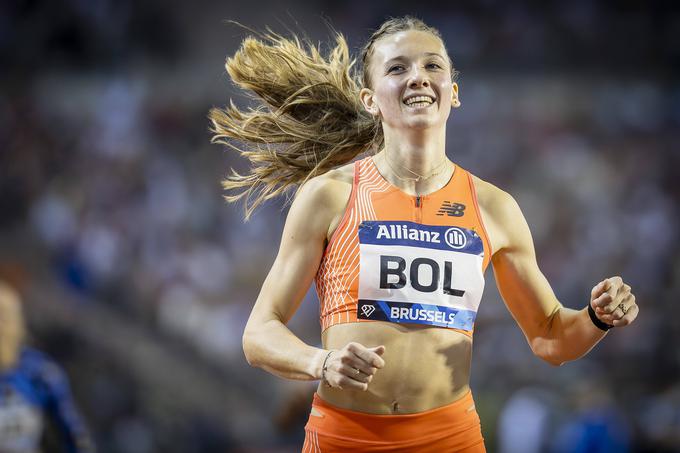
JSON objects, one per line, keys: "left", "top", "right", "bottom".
{"left": 317, "top": 321, "right": 472, "bottom": 414}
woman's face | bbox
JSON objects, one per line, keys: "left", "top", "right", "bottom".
{"left": 361, "top": 30, "right": 459, "bottom": 132}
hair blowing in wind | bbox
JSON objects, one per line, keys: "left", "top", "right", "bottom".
{"left": 209, "top": 30, "right": 379, "bottom": 220}
{"left": 210, "top": 17, "right": 450, "bottom": 219}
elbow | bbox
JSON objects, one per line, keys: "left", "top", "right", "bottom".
{"left": 530, "top": 337, "right": 566, "bottom": 367}
{"left": 242, "top": 317, "right": 282, "bottom": 368}
{"left": 242, "top": 328, "right": 259, "bottom": 368}
{"left": 528, "top": 308, "right": 574, "bottom": 367}
{"left": 540, "top": 353, "right": 566, "bottom": 367}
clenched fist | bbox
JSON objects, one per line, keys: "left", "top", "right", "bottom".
{"left": 590, "top": 276, "right": 639, "bottom": 328}
{"left": 321, "top": 342, "right": 386, "bottom": 391}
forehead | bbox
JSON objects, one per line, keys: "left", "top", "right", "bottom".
{"left": 371, "top": 30, "right": 447, "bottom": 64}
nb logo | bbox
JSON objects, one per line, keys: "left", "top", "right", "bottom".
{"left": 361, "top": 304, "right": 376, "bottom": 317}
{"left": 445, "top": 227, "right": 467, "bottom": 250}
{"left": 437, "top": 201, "right": 466, "bottom": 217}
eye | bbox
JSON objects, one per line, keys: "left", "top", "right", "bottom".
{"left": 426, "top": 62, "right": 443, "bottom": 70}
{"left": 387, "top": 64, "right": 405, "bottom": 73}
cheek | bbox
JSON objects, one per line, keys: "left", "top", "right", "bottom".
{"left": 437, "top": 78, "right": 453, "bottom": 97}
{"left": 375, "top": 81, "right": 404, "bottom": 110}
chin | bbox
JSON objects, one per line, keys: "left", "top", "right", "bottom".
{"left": 403, "top": 118, "right": 444, "bottom": 130}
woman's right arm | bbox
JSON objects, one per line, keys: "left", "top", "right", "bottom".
{"left": 242, "top": 175, "right": 345, "bottom": 381}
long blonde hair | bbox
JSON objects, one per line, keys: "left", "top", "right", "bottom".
{"left": 210, "top": 17, "right": 452, "bottom": 219}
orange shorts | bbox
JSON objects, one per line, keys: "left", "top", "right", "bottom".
{"left": 302, "top": 390, "right": 485, "bottom": 452}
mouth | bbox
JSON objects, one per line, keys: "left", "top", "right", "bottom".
{"left": 403, "top": 95, "right": 436, "bottom": 109}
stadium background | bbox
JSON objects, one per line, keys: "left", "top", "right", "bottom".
{"left": 1, "top": 0, "right": 679, "bottom": 451}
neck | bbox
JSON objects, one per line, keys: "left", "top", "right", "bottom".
{"left": 382, "top": 124, "right": 447, "bottom": 172}
{"left": 376, "top": 126, "right": 451, "bottom": 196}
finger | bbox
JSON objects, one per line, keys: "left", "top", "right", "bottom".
{"left": 353, "top": 369, "right": 374, "bottom": 384}
{"left": 607, "top": 276, "right": 623, "bottom": 290}
{"left": 606, "top": 276, "right": 625, "bottom": 299}
{"left": 592, "top": 292, "right": 613, "bottom": 309}
{"left": 355, "top": 345, "right": 385, "bottom": 373}
{"left": 610, "top": 294, "right": 635, "bottom": 321}
{"left": 599, "top": 286, "right": 627, "bottom": 314}
{"left": 336, "top": 375, "right": 369, "bottom": 391}
{"left": 597, "top": 304, "right": 626, "bottom": 322}
{"left": 591, "top": 280, "right": 608, "bottom": 299}
{"left": 598, "top": 294, "right": 635, "bottom": 322}
{"left": 338, "top": 365, "right": 372, "bottom": 383}
{"left": 371, "top": 345, "right": 386, "bottom": 356}
{"left": 348, "top": 343, "right": 386, "bottom": 368}
{"left": 601, "top": 287, "right": 633, "bottom": 315}
{"left": 338, "top": 349, "right": 379, "bottom": 376}
{"left": 596, "top": 311, "right": 622, "bottom": 324}
{"left": 345, "top": 353, "right": 378, "bottom": 376}
{"left": 602, "top": 303, "right": 624, "bottom": 319}
{"left": 594, "top": 308, "right": 620, "bottom": 323}
{"left": 611, "top": 303, "right": 638, "bottom": 327}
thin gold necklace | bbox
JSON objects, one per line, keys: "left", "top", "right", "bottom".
{"left": 383, "top": 151, "right": 451, "bottom": 183}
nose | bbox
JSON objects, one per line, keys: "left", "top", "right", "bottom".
{"left": 408, "top": 66, "right": 430, "bottom": 88}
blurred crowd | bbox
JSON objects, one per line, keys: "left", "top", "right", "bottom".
{"left": 1, "top": 0, "right": 679, "bottom": 452}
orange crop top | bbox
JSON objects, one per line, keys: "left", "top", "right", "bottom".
{"left": 315, "top": 156, "right": 492, "bottom": 336}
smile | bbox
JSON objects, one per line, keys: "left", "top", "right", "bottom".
{"left": 403, "top": 95, "right": 435, "bottom": 108}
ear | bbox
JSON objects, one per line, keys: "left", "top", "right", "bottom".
{"left": 451, "top": 82, "right": 460, "bottom": 108}
{"left": 360, "top": 87, "right": 381, "bottom": 118}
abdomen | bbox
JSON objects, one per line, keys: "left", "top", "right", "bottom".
{"left": 318, "top": 321, "right": 473, "bottom": 414}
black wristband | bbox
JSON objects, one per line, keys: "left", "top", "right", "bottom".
{"left": 588, "top": 303, "right": 613, "bottom": 331}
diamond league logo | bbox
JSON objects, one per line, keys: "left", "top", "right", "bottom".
{"left": 360, "top": 304, "right": 376, "bottom": 317}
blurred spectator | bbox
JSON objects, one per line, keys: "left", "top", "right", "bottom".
{"left": 638, "top": 384, "right": 680, "bottom": 452}
{"left": 0, "top": 281, "right": 94, "bottom": 453}
{"left": 497, "top": 387, "right": 557, "bottom": 453}
{"left": 551, "top": 381, "right": 632, "bottom": 453}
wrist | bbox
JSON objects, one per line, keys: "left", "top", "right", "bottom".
{"left": 320, "top": 349, "right": 336, "bottom": 387}
{"left": 587, "top": 303, "right": 613, "bottom": 332}
{"left": 311, "top": 349, "right": 329, "bottom": 380}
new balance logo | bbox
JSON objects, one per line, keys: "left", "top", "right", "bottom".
{"left": 437, "top": 201, "right": 466, "bottom": 217}
{"left": 360, "top": 304, "right": 376, "bottom": 317}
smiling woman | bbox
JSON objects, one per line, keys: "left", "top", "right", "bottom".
{"left": 359, "top": 29, "right": 458, "bottom": 135}
{"left": 210, "top": 15, "right": 639, "bottom": 453}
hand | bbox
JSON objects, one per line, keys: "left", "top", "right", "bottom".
{"left": 322, "top": 342, "right": 385, "bottom": 391}
{"left": 590, "top": 276, "right": 639, "bottom": 328}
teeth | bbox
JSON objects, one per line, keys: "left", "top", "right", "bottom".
{"left": 404, "top": 95, "right": 434, "bottom": 106}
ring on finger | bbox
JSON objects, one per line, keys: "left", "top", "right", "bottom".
{"left": 618, "top": 302, "right": 628, "bottom": 315}
{"left": 354, "top": 368, "right": 361, "bottom": 375}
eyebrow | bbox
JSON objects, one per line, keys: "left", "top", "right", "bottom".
{"left": 383, "top": 52, "right": 446, "bottom": 66}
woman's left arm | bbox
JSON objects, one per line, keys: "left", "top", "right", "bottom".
{"left": 487, "top": 188, "right": 639, "bottom": 366}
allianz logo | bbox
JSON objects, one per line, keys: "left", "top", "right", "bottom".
{"left": 375, "top": 224, "right": 467, "bottom": 249}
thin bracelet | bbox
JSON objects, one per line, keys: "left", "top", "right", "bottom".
{"left": 588, "top": 303, "right": 613, "bottom": 331}
{"left": 321, "top": 350, "right": 335, "bottom": 387}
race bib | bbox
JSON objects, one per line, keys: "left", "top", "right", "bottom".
{"left": 357, "top": 221, "right": 485, "bottom": 331}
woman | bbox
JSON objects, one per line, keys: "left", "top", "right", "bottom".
{"left": 211, "top": 16, "right": 639, "bottom": 452}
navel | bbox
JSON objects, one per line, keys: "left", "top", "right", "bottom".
{"left": 391, "top": 400, "right": 400, "bottom": 413}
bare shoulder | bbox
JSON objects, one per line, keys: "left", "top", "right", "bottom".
{"left": 294, "top": 161, "right": 354, "bottom": 241}
{"left": 299, "top": 161, "right": 353, "bottom": 204}
{"left": 469, "top": 174, "right": 516, "bottom": 212}
{"left": 469, "top": 173, "right": 524, "bottom": 254}
{"left": 317, "top": 161, "right": 354, "bottom": 186}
